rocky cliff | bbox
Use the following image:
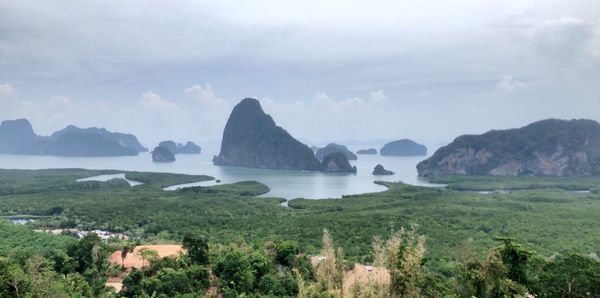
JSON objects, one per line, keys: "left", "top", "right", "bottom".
{"left": 0, "top": 119, "right": 40, "bottom": 153}
{"left": 380, "top": 139, "right": 427, "bottom": 156}
{"left": 321, "top": 152, "right": 357, "bottom": 173}
{"left": 152, "top": 146, "right": 176, "bottom": 162}
{"left": 373, "top": 164, "right": 394, "bottom": 175}
{"left": 178, "top": 141, "right": 201, "bottom": 154}
{"left": 315, "top": 143, "right": 358, "bottom": 161}
{"left": 213, "top": 98, "right": 321, "bottom": 171}
{"left": 417, "top": 119, "right": 600, "bottom": 177}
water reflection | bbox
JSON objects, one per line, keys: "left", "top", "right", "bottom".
{"left": 0, "top": 146, "right": 440, "bottom": 199}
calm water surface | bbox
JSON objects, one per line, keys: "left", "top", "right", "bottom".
{"left": 0, "top": 145, "right": 440, "bottom": 199}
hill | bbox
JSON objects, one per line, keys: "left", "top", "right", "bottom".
{"left": 418, "top": 119, "right": 600, "bottom": 177}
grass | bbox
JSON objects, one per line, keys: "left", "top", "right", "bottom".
{"left": 124, "top": 171, "right": 213, "bottom": 188}
{"left": 428, "top": 175, "right": 600, "bottom": 191}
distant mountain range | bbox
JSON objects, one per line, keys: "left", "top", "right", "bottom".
{"left": 0, "top": 119, "right": 147, "bottom": 157}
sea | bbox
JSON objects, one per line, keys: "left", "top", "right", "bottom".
{"left": 0, "top": 144, "right": 441, "bottom": 200}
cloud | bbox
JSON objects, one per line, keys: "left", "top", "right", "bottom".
{"left": 491, "top": 76, "right": 529, "bottom": 96}
{"left": 184, "top": 83, "right": 231, "bottom": 122}
{"left": 258, "top": 91, "right": 393, "bottom": 142}
{"left": 369, "top": 90, "right": 388, "bottom": 102}
{"left": 583, "top": 19, "right": 600, "bottom": 62}
{"left": 185, "top": 83, "right": 230, "bottom": 113}
{"left": 1, "top": 1, "right": 600, "bottom": 146}
{"left": 0, "top": 83, "right": 15, "bottom": 96}
{"left": 523, "top": 17, "right": 600, "bottom": 69}
{"left": 138, "top": 90, "right": 180, "bottom": 113}
{"left": 0, "top": 93, "right": 100, "bottom": 135}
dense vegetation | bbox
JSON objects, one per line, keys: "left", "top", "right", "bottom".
{"left": 2, "top": 223, "right": 600, "bottom": 297}
{"left": 0, "top": 220, "right": 74, "bottom": 261}
{"left": 428, "top": 174, "right": 600, "bottom": 192}
{"left": 3, "top": 168, "right": 600, "bottom": 296}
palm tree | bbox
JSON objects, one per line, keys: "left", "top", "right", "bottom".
{"left": 120, "top": 244, "right": 135, "bottom": 271}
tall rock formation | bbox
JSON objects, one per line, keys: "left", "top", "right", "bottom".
{"left": 373, "top": 164, "right": 394, "bottom": 175}
{"left": 213, "top": 98, "right": 321, "bottom": 171}
{"left": 152, "top": 146, "right": 176, "bottom": 162}
{"left": 0, "top": 119, "right": 40, "bottom": 153}
{"left": 321, "top": 152, "right": 357, "bottom": 173}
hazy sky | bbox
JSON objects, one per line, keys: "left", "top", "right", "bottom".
{"left": 1, "top": 0, "right": 599, "bottom": 148}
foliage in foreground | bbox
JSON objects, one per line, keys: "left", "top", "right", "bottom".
{"left": 3, "top": 222, "right": 600, "bottom": 297}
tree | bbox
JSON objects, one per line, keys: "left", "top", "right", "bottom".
{"left": 137, "top": 248, "right": 160, "bottom": 268}
{"left": 536, "top": 254, "right": 600, "bottom": 297}
{"left": 65, "top": 233, "right": 108, "bottom": 295}
{"left": 275, "top": 241, "right": 298, "bottom": 267}
{"left": 66, "top": 233, "right": 106, "bottom": 274}
{"left": 496, "top": 237, "right": 533, "bottom": 286}
{"left": 315, "top": 229, "right": 344, "bottom": 295}
{"left": 213, "top": 248, "right": 255, "bottom": 295}
{"left": 0, "top": 257, "right": 28, "bottom": 298}
{"left": 371, "top": 225, "right": 426, "bottom": 298}
{"left": 24, "top": 256, "right": 70, "bottom": 298}
{"left": 458, "top": 238, "right": 532, "bottom": 297}
{"left": 185, "top": 265, "right": 210, "bottom": 293}
{"left": 120, "top": 243, "right": 135, "bottom": 270}
{"left": 121, "top": 268, "right": 146, "bottom": 297}
{"left": 154, "top": 268, "right": 193, "bottom": 296}
{"left": 182, "top": 232, "right": 209, "bottom": 265}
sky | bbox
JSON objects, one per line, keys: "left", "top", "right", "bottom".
{"left": 1, "top": 0, "right": 599, "bottom": 149}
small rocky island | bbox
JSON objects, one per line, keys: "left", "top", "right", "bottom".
{"left": 158, "top": 140, "right": 201, "bottom": 154}
{"left": 356, "top": 148, "right": 378, "bottom": 155}
{"left": 213, "top": 98, "right": 322, "bottom": 171}
{"left": 321, "top": 152, "right": 357, "bottom": 173}
{"left": 418, "top": 119, "right": 600, "bottom": 177}
{"left": 372, "top": 164, "right": 394, "bottom": 175}
{"left": 152, "top": 146, "right": 176, "bottom": 162}
{"left": 380, "top": 139, "right": 427, "bottom": 156}
{"left": 315, "top": 143, "right": 357, "bottom": 161}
